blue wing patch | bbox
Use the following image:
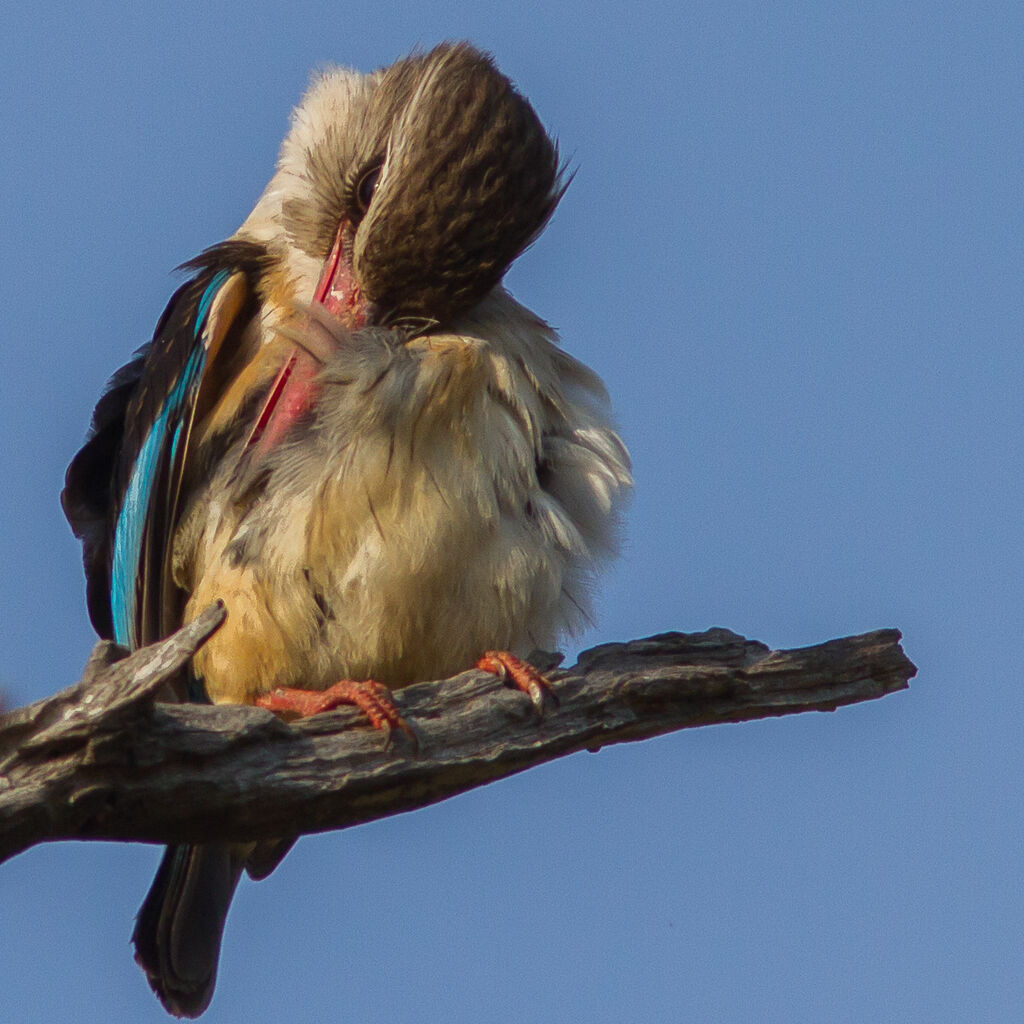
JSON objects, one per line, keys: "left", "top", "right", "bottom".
{"left": 111, "top": 270, "right": 230, "bottom": 648}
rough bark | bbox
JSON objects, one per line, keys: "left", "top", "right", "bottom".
{"left": 0, "top": 603, "right": 915, "bottom": 865}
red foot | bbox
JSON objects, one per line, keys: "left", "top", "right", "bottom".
{"left": 475, "top": 651, "right": 559, "bottom": 713}
{"left": 256, "top": 679, "right": 416, "bottom": 747}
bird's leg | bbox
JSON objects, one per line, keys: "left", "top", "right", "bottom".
{"left": 475, "top": 651, "right": 559, "bottom": 713}
{"left": 255, "top": 680, "right": 416, "bottom": 746}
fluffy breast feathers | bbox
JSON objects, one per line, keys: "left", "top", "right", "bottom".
{"left": 178, "top": 290, "right": 630, "bottom": 703}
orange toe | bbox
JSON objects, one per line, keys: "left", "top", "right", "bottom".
{"left": 475, "top": 650, "right": 559, "bottom": 713}
{"left": 256, "top": 679, "right": 416, "bottom": 747}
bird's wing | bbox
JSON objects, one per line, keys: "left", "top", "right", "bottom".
{"left": 63, "top": 243, "right": 264, "bottom": 657}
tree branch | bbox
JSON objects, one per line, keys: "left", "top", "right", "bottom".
{"left": 0, "top": 605, "right": 916, "bottom": 865}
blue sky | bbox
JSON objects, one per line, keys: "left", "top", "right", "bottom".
{"left": 3, "top": 2, "right": 1023, "bottom": 1021}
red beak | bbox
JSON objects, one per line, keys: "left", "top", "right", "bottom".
{"left": 313, "top": 224, "right": 367, "bottom": 328}
{"left": 247, "top": 223, "right": 369, "bottom": 453}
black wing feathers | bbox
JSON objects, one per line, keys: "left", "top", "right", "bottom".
{"left": 61, "top": 240, "right": 268, "bottom": 640}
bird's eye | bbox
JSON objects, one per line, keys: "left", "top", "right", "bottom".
{"left": 354, "top": 164, "right": 382, "bottom": 216}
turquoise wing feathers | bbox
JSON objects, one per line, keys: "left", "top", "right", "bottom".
{"left": 111, "top": 269, "right": 231, "bottom": 647}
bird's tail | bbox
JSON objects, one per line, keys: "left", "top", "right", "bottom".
{"left": 132, "top": 843, "right": 245, "bottom": 1018}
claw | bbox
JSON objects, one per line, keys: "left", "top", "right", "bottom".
{"left": 475, "top": 650, "right": 559, "bottom": 714}
{"left": 256, "top": 679, "right": 417, "bottom": 750}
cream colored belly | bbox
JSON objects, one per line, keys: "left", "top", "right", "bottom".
{"left": 186, "top": 436, "right": 560, "bottom": 705}
{"left": 177, "top": 306, "right": 627, "bottom": 706}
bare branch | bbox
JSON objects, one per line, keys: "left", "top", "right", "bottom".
{"left": 0, "top": 608, "right": 915, "bottom": 865}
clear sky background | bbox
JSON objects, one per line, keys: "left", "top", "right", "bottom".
{"left": 2, "top": 3, "right": 1022, "bottom": 1021}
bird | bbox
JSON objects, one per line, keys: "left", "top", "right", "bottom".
{"left": 62, "top": 42, "right": 631, "bottom": 1018}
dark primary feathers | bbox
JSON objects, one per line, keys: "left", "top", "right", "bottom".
{"left": 131, "top": 846, "right": 246, "bottom": 1019}
{"left": 62, "top": 242, "right": 267, "bottom": 645}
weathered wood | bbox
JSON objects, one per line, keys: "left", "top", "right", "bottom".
{"left": 0, "top": 609, "right": 915, "bottom": 865}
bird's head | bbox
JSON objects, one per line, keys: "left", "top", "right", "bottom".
{"left": 242, "top": 42, "right": 564, "bottom": 337}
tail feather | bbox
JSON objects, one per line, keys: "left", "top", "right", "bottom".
{"left": 132, "top": 843, "right": 245, "bottom": 1019}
